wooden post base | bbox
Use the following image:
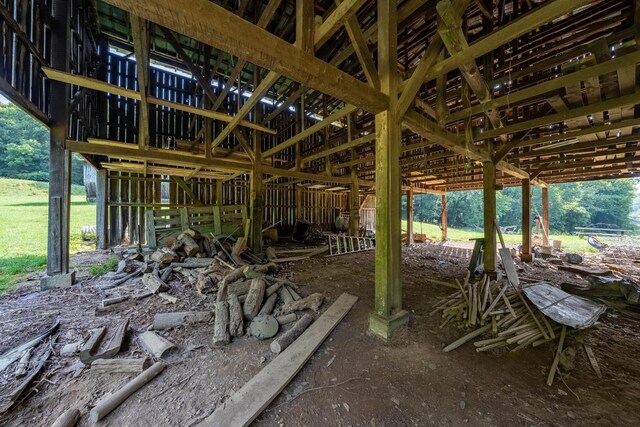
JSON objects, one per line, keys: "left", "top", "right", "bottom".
{"left": 40, "top": 271, "right": 76, "bottom": 290}
{"left": 368, "top": 310, "right": 409, "bottom": 341}
{"left": 520, "top": 253, "right": 533, "bottom": 262}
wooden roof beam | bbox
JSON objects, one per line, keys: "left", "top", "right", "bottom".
{"left": 315, "top": 0, "right": 367, "bottom": 47}
{"left": 130, "top": 15, "right": 150, "bottom": 148}
{"left": 103, "top": 0, "right": 388, "bottom": 114}
{"left": 42, "top": 67, "right": 275, "bottom": 134}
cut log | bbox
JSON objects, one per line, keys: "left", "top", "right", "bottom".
{"left": 116, "top": 260, "right": 127, "bottom": 274}
{"left": 153, "top": 311, "right": 212, "bottom": 330}
{"left": 270, "top": 313, "right": 314, "bottom": 354}
{"left": 89, "top": 361, "right": 166, "bottom": 422}
{"left": 213, "top": 301, "right": 231, "bottom": 346}
{"left": 90, "top": 357, "right": 150, "bottom": 374}
{"left": 275, "top": 313, "right": 297, "bottom": 325}
{"left": 258, "top": 293, "right": 278, "bottom": 316}
{"left": 224, "top": 265, "right": 251, "bottom": 284}
{"left": 143, "top": 273, "right": 169, "bottom": 293}
{"left": 228, "top": 294, "right": 244, "bottom": 337}
{"left": 14, "top": 348, "right": 32, "bottom": 378}
{"left": 151, "top": 248, "right": 179, "bottom": 265}
{"left": 229, "top": 279, "right": 252, "bottom": 296}
{"left": 278, "top": 286, "right": 294, "bottom": 305}
{"left": 266, "top": 282, "right": 283, "bottom": 297}
{"left": 196, "top": 273, "right": 215, "bottom": 295}
{"left": 178, "top": 233, "right": 200, "bottom": 257}
{"left": 50, "top": 407, "right": 80, "bottom": 427}
{"left": 79, "top": 319, "right": 130, "bottom": 365}
{"left": 281, "top": 293, "right": 324, "bottom": 315}
{"left": 101, "top": 296, "right": 128, "bottom": 308}
{"left": 138, "top": 331, "right": 176, "bottom": 358}
{"left": 158, "top": 292, "right": 178, "bottom": 304}
{"left": 183, "top": 228, "right": 202, "bottom": 240}
{"left": 287, "top": 286, "right": 302, "bottom": 301}
{"left": 243, "top": 278, "right": 266, "bottom": 320}
{"left": 160, "top": 266, "right": 173, "bottom": 283}
{"left": 233, "top": 237, "right": 247, "bottom": 256}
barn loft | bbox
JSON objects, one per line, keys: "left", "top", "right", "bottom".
{"left": 2, "top": 0, "right": 639, "bottom": 340}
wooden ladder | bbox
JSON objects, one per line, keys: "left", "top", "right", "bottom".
{"left": 326, "top": 234, "right": 375, "bottom": 256}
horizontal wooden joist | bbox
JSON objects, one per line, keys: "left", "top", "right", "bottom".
{"left": 102, "top": 0, "right": 388, "bottom": 114}
{"left": 447, "top": 49, "right": 640, "bottom": 123}
{"left": 42, "top": 67, "right": 276, "bottom": 135}
{"left": 67, "top": 139, "right": 360, "bottom": 185}
{"left": 478, "top": 91, "right": 640, "bottom": 141}
{"left": 301, "top": 134, "right": 375, "bottom": 165}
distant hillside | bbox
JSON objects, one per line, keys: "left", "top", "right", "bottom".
{"left": 0, "top": 177, "right": 85, "bottom": 197}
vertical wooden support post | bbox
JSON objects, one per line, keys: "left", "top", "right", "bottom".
{"left": 216, "top": 180, "right": 223, "bottom": 205}
{"left": 46, "top": 0, "right": 71, "bottom": 277}
{"left": 349, "top": 179, "right": 360, "bottom": 236}
{"left": 542, "top": 186, "right": 550, "bottom": 246}
{"left": 441, "top": 193, "right": 448, "bottom": 241}
{"left": 368, "top": 0, "right": 408, "bottom": 340}
{"left": 521, "top": 179, "right": 532, "bottom": 262}
{"left": 482, "top": 159, "right": 496, "bottom": 275}
{"left": 406, "top": 188, "right": 414, "bottom": 244}
{"left": 249, "top": 70, "right": 264, "bottom": 254}
{"left": 96, "top": 169, "right": 108, "bottom": 249}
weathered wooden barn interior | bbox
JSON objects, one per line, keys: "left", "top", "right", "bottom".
{"left": 1, "top": 0, "right": 640, "bottom": 425}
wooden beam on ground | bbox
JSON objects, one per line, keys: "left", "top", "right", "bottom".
{"left": 211, "top": 71, "right": 280, "bottom": 148}
{"left": 130, "top": 15, "right": 150, "bottom": 148}
{"left": 42, "top": 68, "right": 275, "bottom": 134}
{"left": 200, "top": 293, "right": 358, "bottom": 427}
{"left": 172, "top": 177, "right": 205, "bottom": 206}
{"left": 103, "top": 0, "right": 388, "bottom": 114}
{"left": 263, "top": 104, "right": 358, "bottom": 158}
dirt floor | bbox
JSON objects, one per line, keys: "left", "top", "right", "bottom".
{"left": 1, "top": 241, "right": 640, "bottom": 426}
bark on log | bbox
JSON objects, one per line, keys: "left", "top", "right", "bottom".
{"left": 243, "top": 278, "right": 266, "bottom": 320}
{"left": 50, "top": 407, "right": 80, "bottom": 427}
{"left": 266, "top": 282, "right": 283, "bottom": 297}
{"left": 158, "top": 292, "right": 178, "bottom": 304}
{"left": 151, "top": 248, "right": 178, "bottom": 265}
{"left": 213, "top": 301, "right": 230, "bottom": 346}
{"left": 153, "top": 311, "right": 212, "bottom": 330}
{"left": 14, "top": 348, "right": 32, "bottom": 378}
{"left": 224, "top": 265, "right": 250, "bottom": 284}
{"left": 160, "top": 266, "right": 173, "bottom": 283}
{"left": 196, "top": 273, "right": 215, "bottom": 295}
{"left": 258, "top": 293, "right": 278, "bottom": 316}
{"left": 138, "top": 332, "right": 176, "bottom": 358}
{"left": 228, "top": 279, "right": 252, "bottom": 296}
{"left": 178, "top": 233, "right": 200, "bottom": 257}
{"left": 270, "top": 313, "right": 314, "bottom": 354}
{"left": 90, "top": 357, "right": 150, "bottom": 374}
{"left": 89, "top": 361, "right": 166, "bottom": 422}
{"left": 278, "top": 286, "right": 294, "bottom": 305}
{"left": 275, "top": 313, "right": 297, "bottom": 325}
{"left": 101, "top": 296, "right": 128, "bottom": 307}
{"left": 228, "top": 294, "right": 244, "bottom": 337}
{"left": 287, "top": 286, "right": 302, "bottom": 301}
{"left": 79, "top": 319, "right": 130, "bottom": 365}
{"left": 281, "top": 293, "right": 324, "bottom": 315}
{"left": 143, "top": 273, "right": 169, "bottom": 293}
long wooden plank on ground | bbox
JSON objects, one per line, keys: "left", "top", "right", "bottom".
{"left": 199, "top": 293, "right": 358, "bottom": 426}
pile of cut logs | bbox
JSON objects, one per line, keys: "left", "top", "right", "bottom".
{"left": 432, "top": 274, "right": 571, "bottom": 386}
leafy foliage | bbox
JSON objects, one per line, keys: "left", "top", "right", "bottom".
{"left": 0, "top": 103, "right": 84, "bottom": 184}
{"left": 404, "top": 179, "right": 637, "bottom": 233}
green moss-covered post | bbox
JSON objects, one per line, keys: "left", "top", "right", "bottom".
{"left": 368, "top": 0, "right": 408, "bottom": 340}
{"left": 483, "top": 159, "right": 496, "bottom": 275}
{"left": 521, "top": 179, "right": 532, "bottom": 262}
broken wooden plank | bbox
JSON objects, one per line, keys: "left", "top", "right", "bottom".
{"left": 0, "top": 321, "right": 59, "bottom": 373}
{"left": 199, "top": 293, "right": 358, "bottom": 426}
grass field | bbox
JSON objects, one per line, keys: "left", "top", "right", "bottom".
{"left": 0, "top": 178, "right": 95, "bottom": 291}
{"left": 401, "top": 220, "right": 598, "bottom": 253}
